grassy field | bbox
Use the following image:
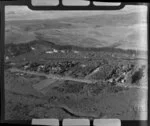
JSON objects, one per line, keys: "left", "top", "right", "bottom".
{"left": 4, "top": 45, "right": 148, "bottom": 120}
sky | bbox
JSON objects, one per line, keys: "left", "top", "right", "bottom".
{"left": 5, "top": 4, "right": 147, "bottom": 21}
{"left": 4, "top": 0, "right": 148, "bottom": 22}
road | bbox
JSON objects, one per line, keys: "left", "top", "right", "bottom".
{"left": 9, "top": 68, "right": 98, "bottom": 84}
{"left": 9, "top": 68, "right": 147, "bottom": 91}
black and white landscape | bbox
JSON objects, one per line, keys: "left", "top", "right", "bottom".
{"left": 4, "top": 5, "right": 148, "bottom": 120}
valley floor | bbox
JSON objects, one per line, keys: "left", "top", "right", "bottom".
{"left": 4, "top": 42, "right": 148, "bottom": 120}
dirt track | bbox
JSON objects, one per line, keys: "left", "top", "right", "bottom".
{"left": 9, "top": 68, "right": 98, "bottom": 83}
{"left": 9, "top": 68, "right": 148, "bottom": 91}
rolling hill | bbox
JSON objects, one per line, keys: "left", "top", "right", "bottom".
{"left": 5, "top": 6, "right": 147, "bottom": 51}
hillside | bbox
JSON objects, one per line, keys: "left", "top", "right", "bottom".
{"left": 4, "top": 5, "right": 148, "bottom": 120}
{"left": 5, "top": 11, "right": 147, "bottom": 51}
